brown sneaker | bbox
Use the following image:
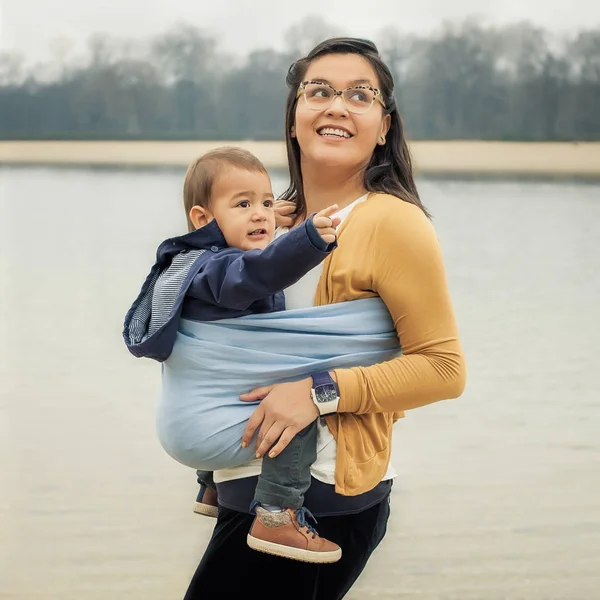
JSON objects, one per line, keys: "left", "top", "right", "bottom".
{"left": 193, "top": 484, "right": 218, "bottom": 518}
{"left": 247, "top": 506, "right": 341, "bottom": 563}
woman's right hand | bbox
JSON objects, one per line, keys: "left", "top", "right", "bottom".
{"left": 313, "top": 205, "right": 341, "bottom": 244}
{"left": 274, "top": 200, "right": 297, "bottom": 228}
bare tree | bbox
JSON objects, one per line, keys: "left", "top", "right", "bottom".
{"left": 284, "top": 16, "right": 344, "bottom": 58}
{"left": 0, "top": 52, "right": 25, "bottom": 85}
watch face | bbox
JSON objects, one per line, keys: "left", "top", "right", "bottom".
{"left": 315, "top": 383, "right": 338, "bottom": 403}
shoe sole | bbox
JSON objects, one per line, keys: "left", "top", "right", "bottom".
{"left": 247, "top": 534, "right": 342, "bottom": 564}
{"left": 193, "top": 502, "right": 218, "bottom": 518}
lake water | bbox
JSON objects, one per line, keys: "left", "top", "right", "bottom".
{"left": 1, "top": 166, "right": 599, "bottom": 599}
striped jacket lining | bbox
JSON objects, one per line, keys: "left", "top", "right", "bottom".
{"left": 128, "top": 249, "right": 206, "bottom": 345}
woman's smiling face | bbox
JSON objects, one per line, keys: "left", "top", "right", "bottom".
{"left": 293, "top": 53, "right": 390, "bottom": 171}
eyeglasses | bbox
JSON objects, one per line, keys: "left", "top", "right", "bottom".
{"left": 297, "top": 80, "right": 386, "bottom": 115}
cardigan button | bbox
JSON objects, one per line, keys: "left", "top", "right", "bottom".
{"left": 210, "top": 246, "right": 219, "bottom": 252}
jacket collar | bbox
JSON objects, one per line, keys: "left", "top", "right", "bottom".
{"left": 157, "top": 219, "right": 228, "bottom": 259}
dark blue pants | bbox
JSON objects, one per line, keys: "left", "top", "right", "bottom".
{"left": 183, "top": 495, "right": 391, "bottom": 599}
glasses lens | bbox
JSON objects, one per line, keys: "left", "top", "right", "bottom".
{"left": 303, "top": 83, "right": 335, "bottom": 109}
{"left": 342, "top": 87, "right": 375, "bottom": 113}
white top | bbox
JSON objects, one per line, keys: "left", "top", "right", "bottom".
{"left": 214, "top": 194, "right": 397, "bottom": 484}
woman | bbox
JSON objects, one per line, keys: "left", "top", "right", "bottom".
{"left": 183, "top": 37, "right": 466, "bottom": 599}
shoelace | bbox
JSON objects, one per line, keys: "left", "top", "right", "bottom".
{"left": 295, "top": 507, "right": 319, "bottom": 539}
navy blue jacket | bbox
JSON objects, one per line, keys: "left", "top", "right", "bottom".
{"left": 123, "top": 217, "right": 335, "bottom": 362}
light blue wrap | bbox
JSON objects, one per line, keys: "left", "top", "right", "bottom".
{"left": 156, "top": 298, "right": 401, "bottom": 471}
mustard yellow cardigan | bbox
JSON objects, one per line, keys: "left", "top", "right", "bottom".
{"left": 315, "top": 193, "right": 467, "bottom": 495}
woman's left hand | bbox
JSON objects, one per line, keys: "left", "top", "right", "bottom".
{"left": 240, "top": 378, "right": 319, "bottom": 459}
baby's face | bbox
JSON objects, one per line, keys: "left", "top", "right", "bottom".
{"left": 208, "top": 168, "right": 275, "bottom": 251}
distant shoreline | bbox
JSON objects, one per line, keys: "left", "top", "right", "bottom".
{"left": 1, "top": 140, "right": 600, "bottom": 177}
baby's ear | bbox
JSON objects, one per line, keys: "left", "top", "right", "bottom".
{"left": 189, "top": 206, "right": 211, "bottom": 230}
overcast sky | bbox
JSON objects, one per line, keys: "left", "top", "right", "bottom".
{"left": 2, "top": 0, "right": 600, "bottom": 60}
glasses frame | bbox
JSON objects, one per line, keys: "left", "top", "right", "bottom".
{"left": 297, "top": 80, "right": 386, "bottom": 114}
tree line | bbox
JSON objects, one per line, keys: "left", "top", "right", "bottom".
{"left": 1, "top": 17, "right": 599, "bottom": 141}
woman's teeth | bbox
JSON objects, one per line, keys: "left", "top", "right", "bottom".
{"left": 318, "top": 128, "right": 351, "bottom": 138}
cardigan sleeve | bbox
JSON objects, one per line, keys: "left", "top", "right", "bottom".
{"left": 335, "top": 204, "right": 466, "bottom": 414}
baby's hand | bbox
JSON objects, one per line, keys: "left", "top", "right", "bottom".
{"left": 274, "top": 200, "right": 297, "bottom": 228}
{"left": 312, "top": 205, "right": 341, "bottom": 245}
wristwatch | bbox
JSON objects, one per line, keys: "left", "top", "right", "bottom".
{"left": 310, "top": 372, "right": 340, "bottom": 415}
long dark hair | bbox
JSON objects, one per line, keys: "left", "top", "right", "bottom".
{"left": 281, "top": 37, "right": 430, "bottom": 219}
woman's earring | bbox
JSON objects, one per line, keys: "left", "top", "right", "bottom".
{"left": 380, "top": 136, "right": 386, "bottom": 144}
